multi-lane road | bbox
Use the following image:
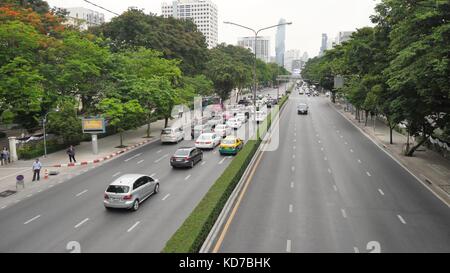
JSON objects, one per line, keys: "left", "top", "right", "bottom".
{"left": 215, "top": 90, "right": 450, "bottom": 253}
{"left": 0, "top": 87, "right": 279, "bottom": 253}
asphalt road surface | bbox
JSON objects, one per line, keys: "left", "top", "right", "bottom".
{"left": 0, "top": 87, "right": 278, "bottom": 253}
{"left": 217, "top": 91, "right": 450, "bottom": 253}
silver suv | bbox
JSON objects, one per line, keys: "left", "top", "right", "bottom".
{"left": 104, "top": 174, "right": 160, "bottom": 211}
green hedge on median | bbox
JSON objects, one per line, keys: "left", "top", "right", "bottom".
{"left": 162, "top": 94, "right": 289, "bottom": 253}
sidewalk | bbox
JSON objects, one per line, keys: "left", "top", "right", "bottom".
{"left": 0, "top": 118, "right": 167, "bottom": 195}
{"left": 332, "top": 101, "right": 450, "bottom": 205}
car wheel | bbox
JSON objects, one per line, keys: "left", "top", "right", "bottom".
{"left": 154, "top": 183, "right": 159, "bottom": 194}
{"left": 132, "top": 200, "right": 139, "bottom": 211}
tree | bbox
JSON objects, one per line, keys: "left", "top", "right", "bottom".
{"left": 91, "top": 8, "right": 208, "bottom": 75}
{"left": 181, "top": 75, "right": 213, "bottom": 97}
{"left": 0, "top": 57, "right": 44, "bottom": 130}
{"left": 47, "top": 98, "right": 83, "bottom": 144}
{"left": 98, "top": 98, "right": 144, "bottom": 147}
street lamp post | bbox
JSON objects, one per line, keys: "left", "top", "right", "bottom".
{"left": 43, "top": 108, "right": 59, "bottom": 158}
{"left": 224, "top": 21, "right": 292, "bottom": 108}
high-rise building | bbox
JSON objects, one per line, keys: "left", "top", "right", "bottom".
{"left": 275, "top": 18, "right": 287, "bottom": 67}
{"left": 161, "top": 0, "right": 218, "bottom": 48}
{"left": 301, "top": 52, "right": 309, "bottom": 62}
{"left": 319, "top": 33, "right": 328, "bottom": 56}
{"left": 284, "top": 49, "right": 301, "bottom": 72}
{"left": 334, "top": 31, "right": 354, "bottom": 46}
{"left": 238, "top": 36, "right": 271, "bottom": 63}
{"left": 64, "top": 7, "right": 105, "bottom": 30}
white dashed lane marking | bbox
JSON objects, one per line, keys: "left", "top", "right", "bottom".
{"left": 74, "top": 218, "right": 89, "bottom": 229}
{"left": 162, "top": 194, "right": 170, "bottom": 201}
{"left": 341, "top": 209, "right": 348, "bottom": 219}
{"left": 397, "top": 215, "right": 407, "bottom": 224}
{"left": 113, "top": 172, "right": 121, "bottom": 177}
{"left": 24, "top": 215, "right": 41, "bottom": 225}
{"left": 366, "top": 172, "right": 372, "bottom": 177}
{"left": 76, "top": 190, "right": 88, "bottom": 197}
{"left": 127, "top": 221, "right": 140, "bottom": 233}
{"left": 286, "top": 240, "right": 292, "bottom": 253}
{"left": 378, "top": 189, "right": 385, "bottom": 196}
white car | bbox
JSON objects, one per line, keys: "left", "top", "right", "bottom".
{"left": 195, "top": 133, "right": 222, "bottom": 149}
{"left": 226, "top": 118, "right": 242, "bottom": 130}
{"left": 255, "top": 111, "right": 266, "bottom": 123}
{"left": 161, "top": 127, "right": 184, "bottom": 143}
{"left": 207, "top": 116, "right": 224, "bottom": 127}
{"left": 214, "top": 124, "right": 232, "bottom": 138}
{"left": 235, "top": 113, "right": 248, "bottom": 124}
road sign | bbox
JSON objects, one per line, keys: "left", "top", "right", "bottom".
{"left": 82, "top": 118, "right": 105, "bottom": 134}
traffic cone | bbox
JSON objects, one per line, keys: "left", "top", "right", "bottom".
{"left": 44, "top": 169, "right": 49, "bottom": 180}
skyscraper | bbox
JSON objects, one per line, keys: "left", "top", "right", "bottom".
{"left": 275, "top": 18, "right": 286, "bottom": 67}
{"left": 161, "top": 0, "right": 218, "bottom": 48}
{"left": 238, "top": 36, "right": 271, "bottom": 63}
{"left": 319, "top": 33, "right": 328, "bottom": 56}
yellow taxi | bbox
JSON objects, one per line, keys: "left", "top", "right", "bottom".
{"left": 219, "top": 136, "right": 243, "bottom": 155}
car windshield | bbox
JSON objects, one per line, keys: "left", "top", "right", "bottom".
{"left": 298, "top": 104, "right": 307, "bottom": 108}
{"left": 175, "top": 149, "right": 191, "bottom": 156}
{"left": 106, "top": 185, "right": 130, "bottom": 194}
{"left": 222, "top": 139, "right": 236, "bottom": 145}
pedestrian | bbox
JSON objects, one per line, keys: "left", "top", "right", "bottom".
{"left": 32, "top": 158, "right": 42, "bottom": 181}
{"left": 67, "top": 145, "right": 76, "bottom": 163}
{"left": 1, "top": 147, "right": 8, "bottom": 166}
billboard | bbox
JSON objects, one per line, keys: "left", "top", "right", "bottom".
{"left": 82, "top": 118, "right": 106, "bottom": 134}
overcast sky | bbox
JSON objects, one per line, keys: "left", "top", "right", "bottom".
{"left": 47, "top": 0, "right": 380, "bottom": 58}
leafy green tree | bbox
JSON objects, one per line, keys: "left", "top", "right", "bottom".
{"left": 181, "top": 75, "right": 214, "bottom": 97}
{"left": 98, "top": 98, "right": 144, "bottom": 147}
{"left": 47, "top": 98, "right": 83, "bottom": 144}
{"left": 91, "top": 8, "right": 208, "bottom": 75}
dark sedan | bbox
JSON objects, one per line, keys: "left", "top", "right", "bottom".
{"left": 170, "top": 147, "right": 203, "bottom": 168}
{"left": 297, "top": 103, "right": 309, "bottom": 115}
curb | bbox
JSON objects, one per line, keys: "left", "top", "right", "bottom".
{"left": 51, "top": 139, "right": 156, "bottom": 168}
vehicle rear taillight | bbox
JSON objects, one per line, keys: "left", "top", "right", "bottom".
{"left": 195, "top": 141, "right": 200, "bottom": 144}
{"left": 104, "top": 194, "right": 109, "bottom": 200}
{"left": 123, "top": 194, "right": 133, "bottom": 200}
{"left": 185, "top": 157, "right": 190, "bottom": 161}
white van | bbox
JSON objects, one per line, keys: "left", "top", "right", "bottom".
{"left": 161, "top": 126, "right": 184, "bottom": 143}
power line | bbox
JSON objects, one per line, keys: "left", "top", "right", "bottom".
{"left": 82, "top": 0, "right": 120, "bottom": 16}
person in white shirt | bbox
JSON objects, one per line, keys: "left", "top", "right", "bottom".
{"left": 32, "top": 159, "right": 42, "bottom": 181}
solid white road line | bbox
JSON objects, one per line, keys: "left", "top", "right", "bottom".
{"left": 24, "top": 215, "right": 41, "bottom": 225}
{"left": 286, "top": 240, "right": 292, "bottom": 253}
{"left": 354, "top": 247, "right": 360, "bottom": 253}
{"left": 397, "top": 215, "right": 407, "bottom": 224}
{"left": 185, "top": 175, "right": 192, "bottom": 181}
{"left": 125, "top": 153, "right": 142, "bottom": 162}
{"left": 76, "top": 190, "right": 88, "bottom": 197}
{"left": 162, "top": 194, "right": 170, "bottom": 201}
{"left": 113, "top": 172, "right": 121, "bottom": 177}
{"left": 289, "top": 205, "right": 293, "bottom": 213}
{"left": 219, "top": 157, "right": 226, "bottom": 165}
{"left": 137, "top": 160, "right": 145, "bottom": 164}
{"left": 74, "top": 218, "right": 89, "bottom": 229}
{"left": 341, "top": 209, "right": 348, "bottom": 219}
{"left": 378, "top": 189, "right": 385, "bottom": 196}
{"left": 366, "top": 172, "right": 372, "bottom": 177}
{"left": 127, "top": 221, "right": 141, "bottom": 233}
{"left": 155, "top": 154, "right": 169, "bottom": 163}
